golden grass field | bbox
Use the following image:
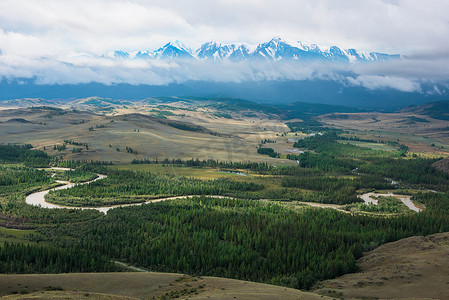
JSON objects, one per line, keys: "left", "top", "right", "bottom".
{"left": 0, "top": 102, "right": 300, "bottom": 164}
{"left": 0, "top": 105, "right": 294, "bottom": 164}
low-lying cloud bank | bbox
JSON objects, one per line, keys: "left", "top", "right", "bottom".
{"left": 0, "top": 51, "right": 447, "bottom": 96}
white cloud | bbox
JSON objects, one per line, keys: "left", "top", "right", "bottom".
{"left": 346, "top": 75, "right": 422, "bottom": 92}
{"left": 1, "top": 0, "right": 449, "bottom": 53}
{"left": 0, "top": 0, "right": 448, "bottom": 91}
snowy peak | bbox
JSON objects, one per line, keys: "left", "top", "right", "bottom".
{"left": 253, "top": 37, "right": 291, "bottom": 60}
{"left": 135, "top": 51, "right": 154, "bottom": 59}
{"left": 300, "top": 43, "right": 321, "bottom": 53}
{"left": 154, "top": 40, "right": 194, "bottom": 60}
{"left": 324, "top": 46, "right": 349, "bottom": 63}
{"left": 263, "top": 36, "right": 288, "bottom": 52}
{"left": 228, "top": 44, "right": 251, "bottom": 61}
{"left": 167, "top": 40, "right": 190, "bottom": 52}
{"left": 108, "top": 37, "right": 400, "bottom": 63}
{"left": 196, "top": 42, "right": 236, "bottom": 60}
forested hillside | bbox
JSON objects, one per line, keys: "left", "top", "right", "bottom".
{"left": 37, "top": 194, "right": 449, "bottom": 289}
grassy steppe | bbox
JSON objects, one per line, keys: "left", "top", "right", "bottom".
{"left": 0, "top": 107, "right": 291, "bottom": 164}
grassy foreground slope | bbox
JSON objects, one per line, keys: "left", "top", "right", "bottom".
{"left": 0, "top": 272, "right": 329, "bottom": 300}
{"left": 315, "top": 232, "right": 449, "bottom": 299}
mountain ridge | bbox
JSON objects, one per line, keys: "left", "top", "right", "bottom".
{"left": 104, "top": 37, "right": 400, "bottom": 63}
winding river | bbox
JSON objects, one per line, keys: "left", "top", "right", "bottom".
{"left": 358, "top": 192, "right": 422, "bottom": 212}
{"left": 25, "top": 169, "right": 350, "bottom": 214}
{"left": 26, "top": 170, "right": 243, "bottom": 214}
{"left": 26, "top": 168, "right": 422, "bottom": 214}
{"left": 25, "top": 173, "right": 113, "bottom": 213}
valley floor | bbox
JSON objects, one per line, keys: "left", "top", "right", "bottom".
{"left": 2, "top": 99, "right": 449, "bottom": 299}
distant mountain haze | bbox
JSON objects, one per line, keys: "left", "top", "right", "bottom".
{"left": 0, "top": 79, "right": 447, "bottom": 110}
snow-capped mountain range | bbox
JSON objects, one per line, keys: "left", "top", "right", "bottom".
{"left": 104, "top": 37, "right": 400, "bottom": 63}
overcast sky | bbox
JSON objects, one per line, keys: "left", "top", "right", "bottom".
{"left": 0, "top": 0, "right": 448, "bottom": 90}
